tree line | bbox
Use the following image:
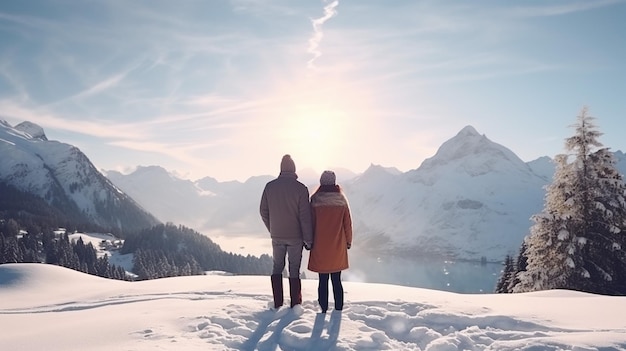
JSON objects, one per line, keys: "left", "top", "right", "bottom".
{"left": 121, "top": 223, "right": 273, "bottom": 280}
{"left": 1, "top": 219, "right": 273, "bottom": 281}
{"left": 0, "top": 224, "right": 128, "bottom": 280}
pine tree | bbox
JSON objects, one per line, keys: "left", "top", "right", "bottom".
{"left": 506, "top": 240, "right": 528, "bottom": 292}
{"left": 2, "top": 236, "right": 21, "bottom": 263}
{"left": 495, "top": 255, "right": 515, "bottom": 293}
{"left": 513, "top": 107, "right": 626, "bottom": 294}
{"left": 579, "top": 147, "right": 626, "bottom": 293}
{"left": 513, "top": 153, "right": 576, "bottom": 291}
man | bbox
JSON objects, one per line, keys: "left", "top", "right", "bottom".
{"left": 260, "top": 154, "right": 313, "bottom": 309}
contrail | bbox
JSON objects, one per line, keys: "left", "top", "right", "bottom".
{"left": 307, "top": 0, "right": 339, "bottom": 69}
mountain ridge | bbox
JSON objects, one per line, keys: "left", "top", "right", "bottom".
{"left": 0, "top": 121, "right": 159, "bottom": 233}
{"left": 102, "top": 126, "right": 626, "bottom": 261}
{"left": 102, "top": 125, "right": 557, "bottom": 261}
{"left": 4, "top": 120, "right": 626, "bottom": 261}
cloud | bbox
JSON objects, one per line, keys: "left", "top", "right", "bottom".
{"left": 0, "top": 62, "right": 29, "bottom": 102}
{"left": 179, "top": 95, "right": 266, "bottom": 121}
{"left": 307, "top": 0, "right": 339, "bottom": 69}
{"left": 510, "top": 0, "right": 625, "bottom": 17}
{"left": 230, "top": 0, "right": 300, "bottom": 17}
{"left": 0, "top": 100, "right": 145, "bottom": 140}
{"left": 107, "top": 139, "right": 223, "bottom": 171}
{"left": 295, "top": 1, "right": 603, "bottom": 92}
{"left": 70, "top": 73, "right": 127, "bottom": 101}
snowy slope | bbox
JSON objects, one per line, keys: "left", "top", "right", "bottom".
{"left": 526, "top": 156, "right": 554, "bottom": 182}
{"left": 0, "top": 120, "right": 158, "bottom": 231}
{"left": 1, "top": 263, "right": 626, "bottom": 350}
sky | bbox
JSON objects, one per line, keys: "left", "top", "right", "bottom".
{"left": 0, "top": 0, "right": 625, "bottom": 182}
{"left": 3, "top": 262, "right": 626, "bottom": 350}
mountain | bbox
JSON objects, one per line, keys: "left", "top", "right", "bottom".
{"left": 526, "top": 156, "right": 554, "bottom": 181}
{"left": 102, "top": 126, "right": 545, "bottom": 261}
{"left": 105, "top": 167, "right": 273, "bottom": 235}
{"left": 101, "top": 125, "right": 626, "bottom": 262}
{"left": 105, "top": 166, "right": 211, "bottom": 230}
{"left": 0, "top": 120, "right": 159, "bottom": 232}
{"left": 346, "top": 126, "right": 549, "bottom": 260}
{"left": 104, "top": 166, "right": 356, "bottom": 237}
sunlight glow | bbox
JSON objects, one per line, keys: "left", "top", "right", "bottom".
{"left": 267, "top": 74, "right": 368, "bottom": 174}
{"left": 283, "top": 103, "right": 347, "bottom": 173}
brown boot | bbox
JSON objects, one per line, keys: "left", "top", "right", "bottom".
{"left": 289, "top": 277, "right": 302, "bottom": 307}
{"left": 271, "top": 274, "right": 283, "bottom": 309}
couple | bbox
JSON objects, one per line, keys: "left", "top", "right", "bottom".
{"left": 259, "top": 154, "right": 353, "bottom": 313}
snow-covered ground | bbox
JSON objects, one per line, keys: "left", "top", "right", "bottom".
{"left": 1, "top": 263, "right": 625, "bottom": 351}
{"left": 68, "top": 231, "right": 135, "bottom": 272}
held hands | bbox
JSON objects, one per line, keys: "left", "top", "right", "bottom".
{"left": 303, "top": 242, "right": 349, "bottom": 250}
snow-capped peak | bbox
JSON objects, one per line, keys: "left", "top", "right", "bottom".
{"left": 457, "top": 125, "right": 481, "bottom": 137}
{"left": 417, "top": 125, "right": 527, "bottom": 174}
{"left": 353, "top": 164, "right": 401, "bottom": 183}
{"left": 364, "top": 163, "right": 401, "bottom": 176}
{"left": 14, "top": 121, "right": 48, "bottom": 141}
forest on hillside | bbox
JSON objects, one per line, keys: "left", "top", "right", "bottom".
{"left": 0, "top": 189, "right": 273, "bottom": 281}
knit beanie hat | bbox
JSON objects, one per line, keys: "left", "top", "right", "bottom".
{"left": 320, "top": 170, "right": 336, "bottom": 185}
{"left": 280, "top": 154, "right": 296, "bottom": 173}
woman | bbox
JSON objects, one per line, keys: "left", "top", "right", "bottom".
{"left": 308, "top": 170, "right": 353, "bottom": 313}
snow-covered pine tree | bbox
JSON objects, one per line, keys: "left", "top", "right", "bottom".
{"left": 580, "top": 146, "right": 626, "bottom": 294}
{"left": 495, "top": 255, "right": 515, "bottom": 293}
{"left": 513, "top": 107, "right": 626, "bottom": 295}
{"left": 513, "top": 153, "right": 576, "bottom": 292}
{"left": 495, "top": 239, "right": 528, "bottom": 293}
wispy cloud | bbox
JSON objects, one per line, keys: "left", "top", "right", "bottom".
{"left": 0, "top": 98, "right": 238, "bottom": 170}
{"left": 70, "top": 73, "right": 127, "bottom": 101}
{"left": 298, "top": 0, "right": 610, "bottom": 91}
{"left": 307, "top": 0, "right": 339, "bottom": 69}
{"left": 230, "top": 0, "right": 300, "bottom": 17}
{"left": 108, "top": 139, "right": 219, "bottom": 164}
{"left": 0, "top": 100, "right": 146, "bottom": 140}
{"left": 0, "top": 62, "right": 29, "bottom": 102}
{"left": 511, "top": 0, "right": 625, "bottom": 17}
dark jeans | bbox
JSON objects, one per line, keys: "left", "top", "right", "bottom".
{"left": 318, "top": 272, "right": 343, "bottom": 311}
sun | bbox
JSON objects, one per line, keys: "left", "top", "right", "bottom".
{"left": 268, "top": 74, "right": 378, "bottom": 175}
{"left": 282, "top": 103, "right": 346, "bottom": 174}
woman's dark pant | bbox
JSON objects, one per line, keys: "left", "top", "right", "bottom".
{"left": 318, "top": 272, "right": 343, "bottom": 312}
